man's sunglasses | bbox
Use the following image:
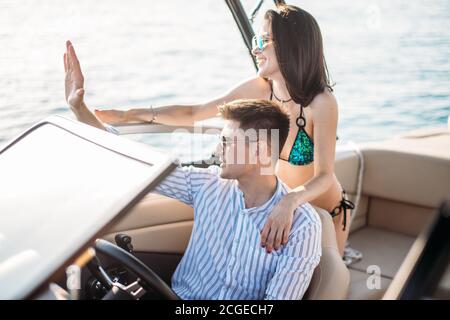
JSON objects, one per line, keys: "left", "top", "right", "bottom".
{"left": 220, "top": 136, "right": 259, "bottom": 150}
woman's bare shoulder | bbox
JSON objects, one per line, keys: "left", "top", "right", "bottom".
{"left": 309, "top": 89, "right": 338, "bottom": 118}
{"left": 231, "top": 76, "right": 271, "bottom": 99}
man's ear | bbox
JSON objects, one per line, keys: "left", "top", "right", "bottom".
{"left": 255, "top": 140, "right": 262, "bottom": 156}
{"left": 256, "top": 141, "right": 272, "bottom": 166}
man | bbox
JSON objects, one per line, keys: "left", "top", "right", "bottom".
{"left": 150, "top": 100, "right": 321, "bottom": 300}
{"left": 64, "top": 41, "right": 321, "bottom": 300}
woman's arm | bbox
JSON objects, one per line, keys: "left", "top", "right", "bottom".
{"left": 94, "top": 76, "right": 268, "bottom": 127}
{"left": 291, "top": 93, "right": 350, "bottom": 255}
{"left": 64, "top": 40, "right": 268, "bottom": 130}
{"left": 261, "top": 91, "right": 338, "bottom": 253}
{"left": 289, "top": 92, "right": 338, "bottom": 205}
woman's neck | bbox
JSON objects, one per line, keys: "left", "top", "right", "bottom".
{"left": 270, "top": 76, "right": 291, "bottom": 102}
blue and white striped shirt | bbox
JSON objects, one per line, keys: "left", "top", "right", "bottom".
{"left": 153, "top": 165, "right": 321, "bottom": 300}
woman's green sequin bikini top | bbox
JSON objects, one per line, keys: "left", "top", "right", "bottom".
{"left": 269, "top": 84, "right": 314, "bottom": 166}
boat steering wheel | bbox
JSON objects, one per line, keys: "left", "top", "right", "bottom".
{"left": 91, "top": 239, "right": 180, "bottom": 300}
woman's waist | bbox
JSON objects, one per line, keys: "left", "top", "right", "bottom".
{"left": 276, "top": 165, "right": 343, "bottom": 211}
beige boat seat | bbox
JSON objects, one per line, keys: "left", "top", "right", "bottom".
{"left": 304, "top": 206, "right": 350, "bottom": 300}
{"left": 346, "top": 227, "right": 416, "bottom": 299}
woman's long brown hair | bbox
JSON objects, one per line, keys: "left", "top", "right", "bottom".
{"left": 265, "top": 4, "right": 333, "bottom": 107}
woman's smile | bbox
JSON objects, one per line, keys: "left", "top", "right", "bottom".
{"left": 256, "top": 57, "right": 266, "bottom": 67}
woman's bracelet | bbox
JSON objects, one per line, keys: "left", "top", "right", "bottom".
{"left": 149, "top": 105, "right": 157, "bottom": 123}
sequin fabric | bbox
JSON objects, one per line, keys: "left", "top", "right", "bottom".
{"left": 287, "top": 129, "right": 314, "bottom": 165}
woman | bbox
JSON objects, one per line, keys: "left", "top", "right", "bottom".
{"left": 65, "top": 4, "right": 354, "bottom": 256}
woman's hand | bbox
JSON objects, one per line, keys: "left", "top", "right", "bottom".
{"left": 64, "top": 41, "right": 85, "bottom": 111}
{"left": 260, "top": 192, "right": 299, "bottom": 253}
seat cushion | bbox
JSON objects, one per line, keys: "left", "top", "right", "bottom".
{"left": 348, "top": 227, "right": 416, "bottom": 278}
{"left": 347, "top": 269, "right": 391, "bottom": 300}
{"left": 304, "top": 206, "right": 349, "bottom": 300}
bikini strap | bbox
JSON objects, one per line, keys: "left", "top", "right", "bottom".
{"left": 269, "top": 79, "right": 305, "bottom": 130}
{"left": 330, "top": 189, "right": 356, "bottom": 231}
{"left": 295, "top": 105, "right": 306, "bottom": 130}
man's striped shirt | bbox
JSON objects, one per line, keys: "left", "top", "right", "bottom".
{"left": 153, "top": 165, "right": 321, "bottom": 300}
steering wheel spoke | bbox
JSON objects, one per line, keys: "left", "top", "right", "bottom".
{"left": 92, "top": 239, "right": 180, "bottom": 300}
{"left": 116, "top": 280, "right": 146, "bottom": 299}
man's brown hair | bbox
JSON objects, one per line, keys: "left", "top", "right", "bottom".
{"left": 218, "top": 99, "right": 290, "bottom": 154}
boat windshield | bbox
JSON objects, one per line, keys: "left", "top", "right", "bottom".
{"left": 0, "top": 119, "right": 175, "bottom": 299}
